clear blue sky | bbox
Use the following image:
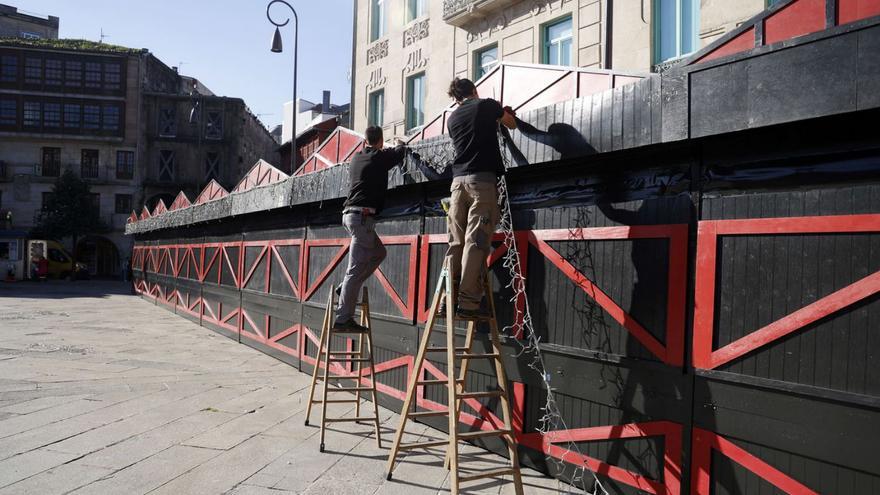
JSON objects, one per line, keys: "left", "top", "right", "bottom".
{"left": 19, "top": 0, "right": 354, "bottom": 129}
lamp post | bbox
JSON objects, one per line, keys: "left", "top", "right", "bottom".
{"left": 267, "top": 0, "right": 298, "bottom": 174}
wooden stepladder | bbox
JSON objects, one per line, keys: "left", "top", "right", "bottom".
{"left": 304, "top": 287, "right": 382, "bottom": 453}
{"left": 385, "top": 260, "right": 524, "bottom": 495}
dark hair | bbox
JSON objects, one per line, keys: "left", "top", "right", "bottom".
{"left": 447, "top": 77, "right": 476, "bottom": 102}
{"left": 364, "top": 126, "right": 383, "bottom": 146}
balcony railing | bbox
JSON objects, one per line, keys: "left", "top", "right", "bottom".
{"left": 442, "top": 0, "right": 519, "bottom": 26}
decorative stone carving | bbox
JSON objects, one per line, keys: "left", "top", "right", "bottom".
{"left": 462, "top": 1, "right": 558, "bottom": 43}
{"left": 443, "top": 0, "right": 475, "bottom": 19}
{"left": 366, "top": 39, "right": 388, "bottom": 64}
{"left": 403, "top": 48, "right": 428, "bottom": 74}
{"left": 403, "top": 19, "right": 430, "bottom": 47}
{"left": 367, "top": 67, "right": 386, "bottom": 91}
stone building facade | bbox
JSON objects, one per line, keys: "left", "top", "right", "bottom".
{"left": 0, "top": 39, "right": 277, "bottom": 277}
{"left": 351, "top": 0, "right": 776, "bottom": 136}
{"left": 0, "top": 4, "right": 59, "bottom": 40}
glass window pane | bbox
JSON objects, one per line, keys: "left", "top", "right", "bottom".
{"left": 548, "top": 19, "right": 572, "bottom": 40}
{"left": 0, "top": 99, "right": 16, "bottom": 126}
{"left": 680, "top": 0, "right": 698, "bottom": 55}
{"left": 657, "top": 0, "right": 678, "bottom": 63}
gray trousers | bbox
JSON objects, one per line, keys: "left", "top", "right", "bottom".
{"left": 335, "top": 212, "right": 386, "bottom": 322}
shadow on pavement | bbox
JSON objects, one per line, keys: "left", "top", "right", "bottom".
{"left": 0, "top": 280, "right": 134, "bottom": 299}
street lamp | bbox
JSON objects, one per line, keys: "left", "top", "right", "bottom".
{"left": 266, "top": 0, "right": 298, "bottom": 174}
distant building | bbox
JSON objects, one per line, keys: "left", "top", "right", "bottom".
{"left": 0, "top": 38, "right": 278, "bottom": 277}
{"left": 0, "top": 4, "right": 58, "bottom": 40}
{"left": 278, "top": 90, "right": 350, "bottom": 173}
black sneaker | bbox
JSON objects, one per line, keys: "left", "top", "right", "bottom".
{"left": 332, "top": 318, "right": 368, "bottom": 333}
{"left": 455, "top": 306, "right": 491, "bottom": 320}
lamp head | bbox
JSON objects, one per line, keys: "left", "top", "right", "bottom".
{"left": 271, "top": 27, "right": 283, "bottom": 52}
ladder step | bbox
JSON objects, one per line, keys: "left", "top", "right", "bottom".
{"left": 324, "top": 416, "right": 379, "bottom": 423}
{"left": 456, "top": 353, "right": 500, "bottom": 360}
{"left": 325, "top": 375, "right": 363, "bottom": 380}
{"left": 406, "top": 410, "right": 448, "bottom": 418}
{"left": 456, "top": 390, "right": 504, "bottom": 399}
{"left": 398, "top": 439, "right": 449, "bottom": 451}
{"left": 426, "top": 346, "right": 469, "bottom": 352}
{"left": 459, "top": 467, "right": 516, "bottom": 483}
{"left": 458, "top": 429, "right": 512, "bottom": 441}
{"left": 309, "top": 398, "right": 360, "bottom": 404}
{"left": 328, "top": 351, "right": 363, "bottom": 356}
{"left": 328, "top": 386, "right": 373, "bottom": 392}
{"left": 331, "top": 329, "right": 371, "bottom": 334}
{"left": 416, "top": 378, "right": 464, "bottom": 386}
{"left": 454, "top": 314, "right": 493, "bottom": 321}
{"left": 328, "top": 357, "right": 371, "bottom": 362}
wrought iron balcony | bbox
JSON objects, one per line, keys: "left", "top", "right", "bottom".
{"left": 442, "top": 0, "right": 520, "bottom": 26}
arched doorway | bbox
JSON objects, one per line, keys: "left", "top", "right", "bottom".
{"left": 76, "top": 236, "right": 119, "bottom": 278}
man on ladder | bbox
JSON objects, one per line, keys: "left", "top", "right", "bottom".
{"left": 384, "top": 79, "right": 524, "bottom": 494}
{"left": 444, "top": 77, "right": 517, "bottom": 317}
{"left": 333, "top": 126, "right": 406, "bottom": 332}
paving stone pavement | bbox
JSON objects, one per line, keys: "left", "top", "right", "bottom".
{"left": 0, "top": 281, "right": 567, "bottom": 494}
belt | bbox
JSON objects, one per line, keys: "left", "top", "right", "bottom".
{"left": 343, "top": 206, "right": 376, "bottom": 216}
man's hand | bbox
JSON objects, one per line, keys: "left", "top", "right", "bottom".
{"left": 500, "top": 105, "right": 517, "bottom": 130}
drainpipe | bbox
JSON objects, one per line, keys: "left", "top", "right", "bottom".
{"left": 605, "top": 0, "right": 613, "bottom": 70}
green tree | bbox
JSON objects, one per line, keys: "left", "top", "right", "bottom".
{"left": 34, "top": 169, "right": 108, "bottom": 252}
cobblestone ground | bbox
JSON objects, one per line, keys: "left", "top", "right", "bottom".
{"left": 0, "top": 281, "right": 564, "bottom": 494}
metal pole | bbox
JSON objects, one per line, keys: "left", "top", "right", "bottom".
{"left": 267, "top": 0, "right": 299, "bottom": 174}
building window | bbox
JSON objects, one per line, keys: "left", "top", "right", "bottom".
{"left": 44, "top": 59, "right": 62, "bottom": 86}
{"left": 370, "top": 0, "right": 386, "bottom": 41}
{"left": 0, "top": 99, "right": 16, "bottom": 126}
{"left": 158, "top": 107, "right": 176, "bottom": 137}
{"left": 653, "top": 0, "right": 699, "bottom": 64}
{"left": 21, "top": 31, "right": 41, "bottom": 40}
{"left": 84, "top": 62, "right": 102, "bottom": 89}
{"left": 83, "top": 105, "right": 100, "bottom": 130}
{"left": 64, "top": 103, "right": 81, "bottom": 129}
{"left": 103, "top": 105, "right": 120, "bottom": 131}
{"left": 116, "top": 150, "right": 134, "bottom": 180}
{"left": 205, "top": 152, "right": 220, "bottom": 182}
{"left": 104, "top": 63, "right": 121, "bottom": 90}
{"left": 24, "top": 58, "right": 42, "bottom": 84}
{"left": 65, "top": 61, "right": 82, "bottom": 87}
{"left": 543, "top": 16, "right": 573, "bottom": 66}
{"left": 407, "top": 0, "right": 427, "bottom": 22}
{"left": 41, "top": 147, "right": 61, "bottom": 177}
{"left": 23, "top": 101, "right": 41, "bottom": 128}
{"left": 474, "top": 44, "right": 498, "bottom": 80}
{"left": 81, "top": 149, "right": 99, "bottom": 178}
{"left": 89, "top": 193, "right": 100, "bottom": 210}
{"left": 205, "top": 111, "right": 222, "bottom": 140}
{"left": 115, "top": 194, "right": 132, "bottom": 214}
{"left": 1, "top": 55, "right": 17, "bottom": 83}
{"left": 406, "top": 72, "right": 425, "bottom": 131}
{"left": 43, "top": 103, "right": 61, "bottom": 129}
{"left": 158, "top": 150, "right": 175, "bottom": 182}
{"left": 368, "top": 89, "right": 384, "bottom": 127}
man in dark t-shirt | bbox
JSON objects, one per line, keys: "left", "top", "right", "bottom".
{"left": 444, "top": 78, "right": 517, "bottom": 318}
{"left": 334, "top": 126, "right": 406, "bottom": 331}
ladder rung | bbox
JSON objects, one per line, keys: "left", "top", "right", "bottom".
{"left": 459, "top": 467, "right": 516, "bottom": 482}
{"left": 416, "top": 378, "right": 464, "bottom": 385}
{"left": 398, "top": 439, "right": 449, "bottom": 450}
{"left": 325, "top": 375, "right": 362, "bottom": 380}
{"left": 329, "top": 351, "right": 363, "bottom": 356}
{"left": 324, "top": 416, "right": 379, "bottom": 423}
{"left": 454, "top": 314, "right": 493, "bottom": 321}
{"left": 330, "top": 328, "right": 370, "bottom": 334}
{"left": 406, "top": 410, "right": 448, "bottom": 418}
{"left": 426, "top": 346, "right": 469, "bottom": 352}
{"left": 309, "top": 398, "right": 360, "bottom": 404}
{"left": 456, "top": 352, "right": 500, "bottom": 360}
{"left": 458, "top": 429, "right": 512, "bottom": 441}
{"left": 328, "top": 357, "right": 371, "bottom": 362}
{"left": 328, "top": 386, "right": 373, "bottom": 392}
{"left": 456, "top": 390, "right": 504, "bottom": 399}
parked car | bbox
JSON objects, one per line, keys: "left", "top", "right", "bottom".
{"left": 27, "top": 240, "right": 89, "bottom": 280}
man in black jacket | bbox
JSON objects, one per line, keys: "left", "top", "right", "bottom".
{"left": 445, "top": 77, "right": 517, "bottom": 318}
{"left": 334, "top": 126, "right": 406, "bottom": 331}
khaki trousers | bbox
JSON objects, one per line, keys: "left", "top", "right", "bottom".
{"left": 445, "top": 173, "right": 500, "bottom": 310}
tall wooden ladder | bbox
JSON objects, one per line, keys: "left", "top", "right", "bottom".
{"left": 304, "top": 287, "right": 382, "bottom": 453}
{"left": 385, "top": 260, "right": 524, "bottom": 494}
